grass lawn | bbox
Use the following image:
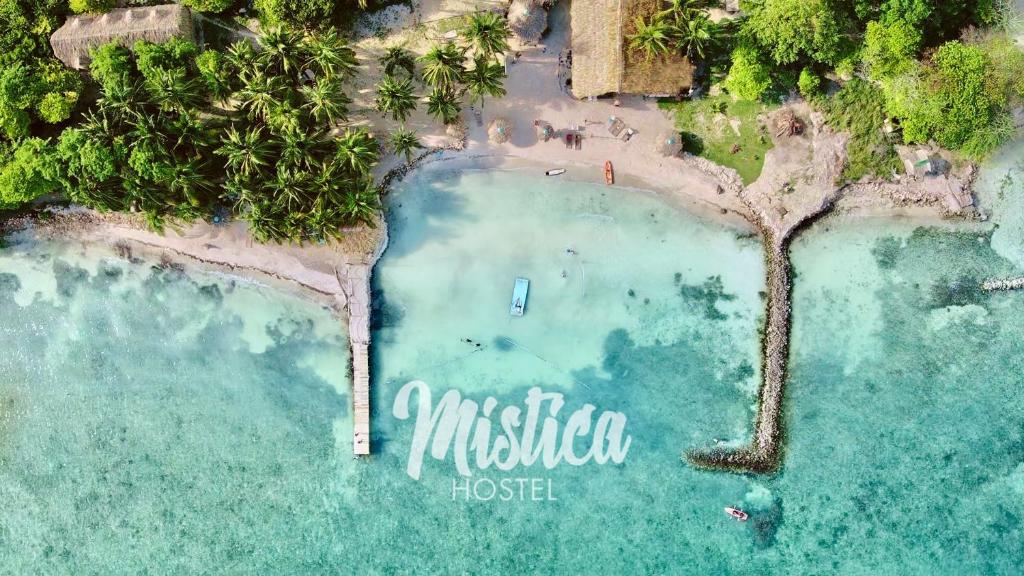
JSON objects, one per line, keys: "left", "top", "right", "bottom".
{"left": 660, "top": 95, "right": 777, "bottom": 185}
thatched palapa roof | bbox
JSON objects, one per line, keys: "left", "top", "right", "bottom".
{"left": 654, "top": 130, "right": 682, "bottom": 156}
{"left": 488, "top": 117, "right": 512, "bottom": 144}
{"left": 571, "top": 0, "right": 695, "bottom": 99}
{"left": 51, "top": 4, "right": 194, "bottom": 70}
{"left": 508, "top": 0, "right": 549, "bottom": 45}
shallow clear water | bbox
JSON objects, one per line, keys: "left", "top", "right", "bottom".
{"left": 2, "top": 162, "right": 1024, "bottom": 573}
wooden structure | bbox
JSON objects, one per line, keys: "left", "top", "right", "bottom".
{"left": 50, "top": 4, "right": 194, "bottom": 70}
{"left": 342, "top": 265, "right": 373, "bottom": 455}
{"left": 570, "top": 0, "right": 694, "bottom": 99}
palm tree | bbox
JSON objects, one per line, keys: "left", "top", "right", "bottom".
{"left": 628, "top": 16, "right": 672, "bottom": 61}
{"left": 97, "top": 79, "right": 144, "bottom": 123}
{"left": 426, "top": 88, "right": 462, "bottom": 124}
{"left": 145, "top": 68, "right": 204, "bottom": 114}
{"left": 339, "top": 180, "right": 380, "bottom": 226}
{"left": 236, "top": 73, "right": 285, "bottom": 121}
{"left": 375, "top": 75, "right": 417, "bottom": 122}
{"left": 673, "top": 11, "right": 714, "bottom": 60}
{"left": 390, "top": 127, "right": 423, "bottom": 163}
{"left": 218, "top": 126, "right": 274, "bottom": 177}
{"left": 419, "top": 43, "right": 466, "bottom": 91}
{"left": 166, "top": 159, "right": 212, "bottom": 208}
{"left": 464, "top": 54, "right": 506, "bottom": 108}
{"left": 259, "top": 27, "right": 303, "bottom": 76}
{"left": 461, "top": 11, "right": 511, "bottom": 58}
{"left": 380, "top": 46, "right": 416, "bottom": 78}
{"left": 659, "top": 0, "right": 701, "bottom": 23}
{"left": 167, "top": 112, "right": 212, "bottom": 156}
{"left": 334, "top": 129, "right": 379, "bottom": 175}
{"left": 225, "top": 41, "right": 259, "bottom": 76}
{"left": 301, "top": 78, "right": 350, "bottom": 127}
{"left": 303, "top": 28, "right": 358, "bottom": 80}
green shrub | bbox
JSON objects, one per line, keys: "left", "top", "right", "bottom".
{"left": 180, "top": 0, "right": 235, "bottom": 13}
{"left": 89, "top": 43, "right": 134, "bottom": 91}
{"left": 724, "top": 46, "right": 772, "bottom": 101}
{"left": 69, "top": 0, "right": 116, "bottom": 14}
{"left": 862, "top": 19, "right": 920, "bottom": 79}
{"left": 37, "top": 91, "right": 76, "bottom": 123}
{"left": 0, "top": 137, "right": 59, "bottom": 206}
{"left": 797, "top": 68, "right": 821, "bottom": 100}
{"left": 826, "top": 78, "right": 901, "bottom": 181}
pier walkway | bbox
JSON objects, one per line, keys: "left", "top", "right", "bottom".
{"left": 342, "top": 264, "right": 373, "bottom": 455}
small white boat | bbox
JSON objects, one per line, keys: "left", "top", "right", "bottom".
{"left": 510, "top": 278, "right": 529, "bottom": 316}
{"left": 545, "top": 168, "right": 566, "bottom": 176}
{"left": 724, "top": 507, "right": 749, "bottom": 521}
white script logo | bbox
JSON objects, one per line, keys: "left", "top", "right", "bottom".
{"left": 392, "top": 381, "right": 633, "bottom": 480}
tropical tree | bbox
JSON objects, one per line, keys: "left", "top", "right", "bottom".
{"left": 301, "top": 78, "right": 350, "bottom": 127}
{"left": 337, "top": 180, "right": 380, "bottom": 227}
{"left": 380, "top": 46, "right": 416, "bottom": 78}
{"left": 390, "top": 127, "right": 423, "bottom": 163}
{"left": 375, "top": 74, "right": 417, "bottom": 122}
{"left": 628, "top": 16, "right": 672, "bottom": 61}
{"left": 419, "top": 43, "right": 466, "bottom": 90}
{"left": 673, "top": 11, "right": 714, "bottom": 59}
{"left": 302, "top": 28, "right": 358, "bottom": 80}
{"left": 426, "top": 88, "right": 462, "bottom": 124}
{"left": 236, "top": 73, "right": 286, "bottom": 121}
{"left": 334, "top": 129, "right": 379, "bottom": 175}
{"left": 217, "top": 126, "right": 274, "bottom": 177}
{"left": 464, "top": 54, "right": 506, "bottom": 108}
{"left": 226, "top": 40, "right": 259, "bottom": 76}
{"left": 259, "top": 27, "right": 303, "bottom": 75}
{"left": 461, "top": 11, "right": 511, "bottom": 59}
{"left": 144, "top": 68, "right": 205, "bottom": 114}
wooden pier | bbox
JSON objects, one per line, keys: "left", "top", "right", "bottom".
{"left": 342, "top": 264, "right": 373, "bottom": 455}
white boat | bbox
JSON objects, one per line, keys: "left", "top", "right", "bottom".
{"left": 510, "top": 278, "right": 530, "bottom": 316}
{"left": 545, "top": 168, "right": 566, "bottom": 176}
{"left": 724, "top": 507, "right": 748, "bottom": 521}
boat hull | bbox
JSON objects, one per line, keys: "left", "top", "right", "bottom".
{"left": 510, "top": 277, "right": 530, "bottom": 316}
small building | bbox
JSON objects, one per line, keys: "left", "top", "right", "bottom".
{"left": 570, "top": 0, "right": 695, "bottom": 99}
{"left": 50, "top": 4, "right": 194, "bottom": 70}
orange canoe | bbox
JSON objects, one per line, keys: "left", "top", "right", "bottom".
{"left": 604, "top": 161, "right": 614, "bottom": 185}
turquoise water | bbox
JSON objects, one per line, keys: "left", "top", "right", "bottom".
{"left": 2, "top": 162, "right": 1024, "bottom": 573}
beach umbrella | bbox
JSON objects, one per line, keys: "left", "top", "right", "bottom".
{"left": 446, "top": 119, "right": 468, "bottom": 141}
{"left": 655, "top": 131, "right": 683, "bottom": 156}
{"left": 508, "top": 0, "right": 547, "bottom": 45}
{"left": 488, "top": 117, "right": 512, "bottom": 144}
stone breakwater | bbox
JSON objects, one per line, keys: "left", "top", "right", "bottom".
{"left": 982, "top": 277, "right": 1024, "bottom": 291}
{"left": 686, "top": 229, "right": 793, "bottom": 473}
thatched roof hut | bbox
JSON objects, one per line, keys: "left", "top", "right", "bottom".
{"left": 508, "top": 0, "right": 548, "bottom": 46}
{"left": 571, "top": 0, "right": 695, "bottom": 99}
{"left": 654, "top": 131, "right": 682, "bottom": 156}
{"left": 50, "top": 4, "right": 194, "bottom": 70}
{"left": 488, "top": 117, "right": 512, "bottom": 144}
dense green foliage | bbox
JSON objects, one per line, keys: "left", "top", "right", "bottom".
{"left": 723, "top": 46, "right": 771, "bottom": 101}
{"left": 179, "top": 0, "right": 235, "bottom": 13}
{"left": 825, "top": 78, "right": 901, "bottom": 180}
{"left": 69, "top": 0, "right": 115, "bottom": 14}
{"left": 723, "top": 0, "right": 1021, "bottom": 169}
{"left": 0, "top": 0, "right": 82, "bottom": 207}
{"left": 54, "top": 28, "right": 378, "bottom": 242}
{"left": 627, "top": 1, "right": 718, "bottom": 61}
{"left": 253, "top": 0, "right": 371, "bottom": 29}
